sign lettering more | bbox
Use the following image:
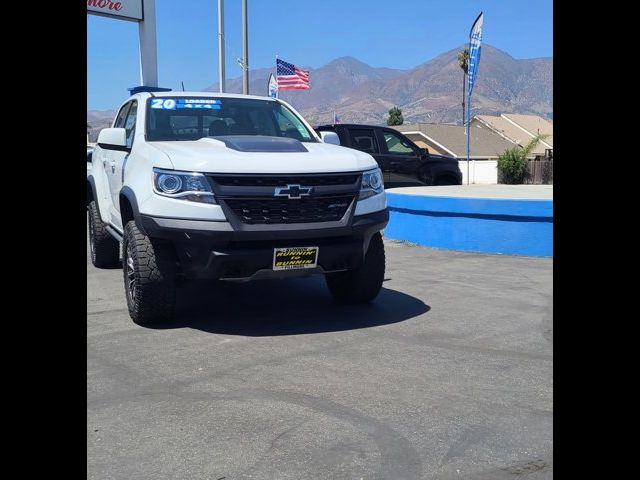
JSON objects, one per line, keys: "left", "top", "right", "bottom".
{"left": 87, "top": 0, "right": 143, "bottom": 21}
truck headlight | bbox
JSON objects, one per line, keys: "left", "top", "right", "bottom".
{"left": 153, "top": 168, "right": 216, "bottom": 204}
{"left": 359, "top": 168, "right": 384, "bottom": 200}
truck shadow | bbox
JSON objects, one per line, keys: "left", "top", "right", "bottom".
{"left": 150, "top": 276, "right": 430, "bottom": 336}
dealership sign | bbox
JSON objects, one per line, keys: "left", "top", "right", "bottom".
{"left": 87, "top": 0, "right": 143, "bottom": 22}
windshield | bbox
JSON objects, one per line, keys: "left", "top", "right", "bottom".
{"left": 145, "top": 97, "right": 316, "bottom": 142}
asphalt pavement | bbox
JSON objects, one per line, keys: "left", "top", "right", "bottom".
{"left": 87, "top": 234, "right": 553, "bottom": 480}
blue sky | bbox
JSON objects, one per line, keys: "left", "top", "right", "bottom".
{"left": 87, "top": 0, "right": 553, "bottom": 110}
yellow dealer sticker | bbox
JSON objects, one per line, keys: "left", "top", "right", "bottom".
{"left": 273, "top": 247, "right": 319, "bottom": 271}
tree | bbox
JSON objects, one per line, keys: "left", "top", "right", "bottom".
{"left": 387, "top": 106, "right": 404, "bottom": 126}
{"left": 497, "top": 134, "right": 549, "bottom": 184}
{"left": 457, "top": 48, "right": 469, "bottom": 126}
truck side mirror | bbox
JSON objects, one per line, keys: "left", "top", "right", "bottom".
{"left": 97, "top": 128, "right": 128, "bottom": 151}
{"left": 419, "top": 147, "right": 429, "bottom": 158}
{"left": 319, "top": 131, "right": 341, "bottom": 145}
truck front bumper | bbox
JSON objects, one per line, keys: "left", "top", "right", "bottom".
{"left": 139, "top": 209, "right": 389, "bottom": 280}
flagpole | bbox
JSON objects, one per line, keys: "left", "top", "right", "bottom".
{"left": 466, "top": 11, "right": 484, "bottom": 186}
{"left": 217, "top": 0, "right": 225, "bottom": 93}
{"left": 241, "top": 0, "right": 249, "bottom": 94}
{"left": 274, "top": 54, "right": 278, "bottom": 99}
{"left": 466, "top": 91, "right": 470, "bottom": 185}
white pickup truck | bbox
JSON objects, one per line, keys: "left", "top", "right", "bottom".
{"left": 87, "top": 88, "right": 388, "bottom": 325}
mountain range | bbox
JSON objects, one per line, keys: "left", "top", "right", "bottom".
{"left": 87, "top": 44, "right": 552, "bottom": 137}
{"left": 204, "top": 44, "right": 551, "bottom": 125}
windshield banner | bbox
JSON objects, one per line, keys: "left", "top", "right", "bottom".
{"left": 150, "top": 98, "right": 222, "bottom": 110}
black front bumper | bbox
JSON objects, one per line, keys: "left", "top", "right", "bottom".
{"left": 139, "top": 209, "right": 388, "bottom": 280}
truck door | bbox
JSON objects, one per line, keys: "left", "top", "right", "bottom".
{"left": 107, "top": 100, "right": 137, "bottom": 231}
{"left": 101, "top": 102, "right": 130, "bottom": 225}
{"left": 379, "top": 129, "right": 422, "bottom": 188}
{"left": 345, "top": 128, "right": 390, "bottom": 183}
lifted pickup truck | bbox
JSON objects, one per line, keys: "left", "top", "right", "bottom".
{"left": 87, "top": 89, "right": 388, "bottom": 324}
{"left": 315, "top": 123, "right": 462, "bottom": 188}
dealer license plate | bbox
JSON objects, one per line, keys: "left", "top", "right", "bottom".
{"left": 272, "top": 246, "right": 319, "bottom": 271}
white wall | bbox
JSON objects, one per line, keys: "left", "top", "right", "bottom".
{"left": 459, "top": 159, "right": 498, "bottom": 184}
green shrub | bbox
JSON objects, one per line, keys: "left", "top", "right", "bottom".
{"left": 387, "top": 107, "right": 404, "bottom": 126}
{"left": 497, "top": 147, "right": 528, "bottom": 184}
{"left": 497, "top": 134, "right": 549, "bottom": 184}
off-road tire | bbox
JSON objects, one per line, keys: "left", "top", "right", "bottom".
{"left": 88, "top": 201, "right": 120, "bottom": 268}
{"left": 122, "top": 220, "right": 177, "bottom": 325}
{"left": 326, "top": 232, "right": 385, "bottom": 304}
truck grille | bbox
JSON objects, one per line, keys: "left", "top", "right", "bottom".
{"left": 223, "top": 195, "right": 355, "bottom": 224}
{"left": 210, "top": 174, "right": 359, "bottom": 187}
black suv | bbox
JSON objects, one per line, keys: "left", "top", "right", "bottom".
{"left": 316, "top": 124, "right": 462, "bottom": 188}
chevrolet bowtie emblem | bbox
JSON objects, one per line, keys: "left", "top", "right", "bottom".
{"left": 274, "top": 184, "right": 313, "bottom": 199}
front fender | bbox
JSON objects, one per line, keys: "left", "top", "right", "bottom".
{"left": 119, "top": 186, "right": 146, "bottom": 235}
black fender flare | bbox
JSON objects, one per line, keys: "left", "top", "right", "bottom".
{"left": 119, "top": 186, "right": 147, "bottom": 235}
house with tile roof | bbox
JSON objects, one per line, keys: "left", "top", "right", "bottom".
{"left": 391, "top": 122, "right": 521, "bottom": 184}
{"left": 392, "top": 113, "right": 553, "bottom": 184}
{"left": 471, "top": 114, "right": 553, "bottom": 156}
{"left": 392, "top": 123, "right": 518, "bottom": 160}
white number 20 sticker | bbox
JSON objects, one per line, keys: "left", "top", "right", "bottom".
{"left": 150, "top": 99, "right": 176, "bottom": 110}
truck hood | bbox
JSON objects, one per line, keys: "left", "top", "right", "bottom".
{"left": 146, "top": 137, "right": 377, "bottom": 173}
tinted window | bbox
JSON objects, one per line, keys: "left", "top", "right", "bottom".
{"left": 113, "top": 103, "right": 131, "bottom": 128}
{"left": 273, "top": 109, "right": 303, "bottom": 140}
{"left": 348, "top": 129, "right": 378, "bottom": 154}
{"left": 146, "top": 97, "right": 316, "bottom": 142}
{"left": 124, "top": 101, "right": 137, "bottom": 149}
{"left": 169, "top": 115, "right": 198, "bottom": 135}
{"left": 384, "top": 131, "right": 414, "bottom": 155}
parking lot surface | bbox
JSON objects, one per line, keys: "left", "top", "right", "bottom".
{"left": 88, "top": 235, "right": 553, "bottom": 479}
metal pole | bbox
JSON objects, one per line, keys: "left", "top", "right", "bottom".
{"left": 242, "top": 0, "right": 249, "bottom": 94}
{"left": 466, "top": 91, "right": 470, "bottom": 185}
{"left": 462, "top": 71, "right": 466, "bottom": 126}
{"left": 275, "top": 54, "right": 279, "bottom": 99}
{"left": 217, "top": 0, "right": 225, "bottom": 93}
{"left": 138, "top": 0, "right": 158, "bottom": 86}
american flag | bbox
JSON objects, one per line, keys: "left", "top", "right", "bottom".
{"left": 276, "top": 58, "right": 310, "bottom": 90}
